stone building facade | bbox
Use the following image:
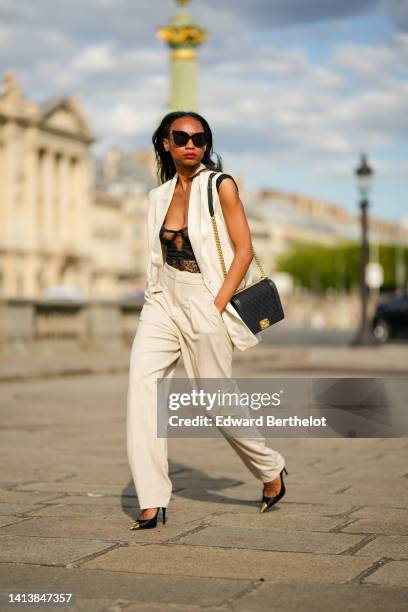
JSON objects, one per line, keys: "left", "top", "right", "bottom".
{"left": 0, "top": 70, "right": 96, "bottom": 298}
{"left": 0, "top": 70, "right": 152, "bottom": 300}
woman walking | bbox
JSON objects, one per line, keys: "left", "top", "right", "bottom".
{"left": 127, "top": 111, "right": 288, "bottom": 529}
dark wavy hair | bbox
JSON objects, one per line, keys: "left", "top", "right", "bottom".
{"left": 152, "top": 111, "right": 223, "bottom": 184}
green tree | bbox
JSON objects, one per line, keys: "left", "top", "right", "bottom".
{"left": 275, "top": 239, "right": 408, "bottom": 294}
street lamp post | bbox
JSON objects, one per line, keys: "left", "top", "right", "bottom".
{"left": 351, "top": 153, "right": 378, "bottom": 346}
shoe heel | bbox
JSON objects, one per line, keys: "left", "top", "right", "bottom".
{"left": 259, "top": 467, "right": 288, "bottom": 513}
{"left": 130, "top": 507, "right": 163, "bottom": 530}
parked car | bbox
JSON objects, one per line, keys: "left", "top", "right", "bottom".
{"left": 371, "top": 293, "right": 408, "bottom": 343}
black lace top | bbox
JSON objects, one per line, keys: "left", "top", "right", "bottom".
{"left": 159, "top": 223, "right": 201, "bottom": 273}
{"left": 158, "top": 170, "right": 238, "bottom": 274}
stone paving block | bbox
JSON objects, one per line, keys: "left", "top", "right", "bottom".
{"left": 25, "top": 502, "right": 136, "bottom": 519}
{"left": 300, "top": 458, "right": 371, "bottom": 469}
{"left": 230, "top": 582, "right": 408, "bottom": 611}
{"left": 0, "top": 471, "right": 44, "bottom": 485}
{"left": 190, "top": 496, "right": 358, "bottom": 518}
{"left": 168, "top": 487, "right": 261, "bottom": 512}
{"left": 169, "top": 494, "right": 259, "bottom": 517}
{"left": 313, "top": 465, "right": 405, "bottom": 479}
{"left": 22, "top": 493, "right": 136, "bottom": 508}
{"left": 50, "top": 469, "right": 133, "bottom": 486}
{"left": 356, "top": 535, "right": 408, "bottom": 560}
{"left": 267, "top": 489, "right": 360, "bottom": 507}
{"left": 0, "top": 489, "right": 61, "bottom": 505}
{"left": 226, "top": 479, "right": 345, "bottom": 495}
{"left": 0, "top": 516, "right": 27, "bottom": 528}
{"left": 13, "top": 481, "right": 128, "bottom": 496}
{"left": 0, "top": 562, "right": 246, "bottom": 608}
{"left": 24, "top": 494, "right": 354, "bottom": 531}
{"left": 124, "top": 604, "right": 202, "bottom": 611}
{"left": 171, "top": 477, "right": 243, "bottom": 491}
{"left": 0, "top": 466, "right": 82, "bottom": 484}
{"left": 82, "top": 544, "right": 372, "bottom": 582}
{"left": 371, "top": 453, "right": 408, "bottom": 467}
{"left": 363, "top": 561, "right": 408, "bottom": 587}
{"left": 339, "top": 466, "right": 407, "bottom": 478}
{"left": 278, "top": 501, "right": 360, "bottom": 517}
{"left": 0, "top": 534, "right": 116, "bottom": 565}
{"left": 303, "top": 492, "right": 408, "bottom": 509}
{"left": 222, "top": 495, "right": 358, "bottom": 517}
{"left": 173, "top": 486, "right": 358, "bottom": 516}
{"left": 373, "top": 439, "right": 408, "bottom": 449}
{"left": 339, "top": 483, "right": 408, "bottom": 497}
{"left": 177, "top": 525, "right": 364, "bottom": 554}
{"left": 205, "top": 510, "right": 342, "bottom": 532}
{"left": 342, "top": 507, "right": 408, "bottom": 535}
{"left": 0, "top": 515, "right": 206, "bottom": 545}
{"left": 0, "top": 501, "right": 53, "bottom": 516}
{"left": 0, "top": 481, "right": 28, "bottom": 489}
{"left": 1, "top": 599, "right": 106, "bottom": 612}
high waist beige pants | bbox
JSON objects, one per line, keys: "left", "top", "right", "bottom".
{"left": 126, "top": 262, "right": 285, "bottom": 509}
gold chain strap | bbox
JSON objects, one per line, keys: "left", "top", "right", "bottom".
{"left": 209, "top": 191, "right": 267, "bottom": 281}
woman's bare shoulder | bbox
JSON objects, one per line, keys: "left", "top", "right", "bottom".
{"left": 216, "top": 173, "right": 239, "bottom": 195}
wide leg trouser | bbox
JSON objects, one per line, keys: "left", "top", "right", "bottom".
{"left": 126, "top": 261, "right": 285, "bottom": 509}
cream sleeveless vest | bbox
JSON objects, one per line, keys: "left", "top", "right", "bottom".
{"left": 144, "top": 162, "right": 262, "bottom": 352}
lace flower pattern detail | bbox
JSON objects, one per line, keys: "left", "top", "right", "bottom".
{"left": 159, "top": 224, "right": 201, "bottom": 273}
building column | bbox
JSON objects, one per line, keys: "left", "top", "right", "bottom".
{"left": 42, "top": 148, "right": 55, "bottom": 250}
{"left": 24, "top": 128, "right": 40, "bottom": 296}
{"left": 1, "top": 122, "right": 18, "bottom": 246}
{"left": 59, "top": 154, "right": 70, "bottom": 249}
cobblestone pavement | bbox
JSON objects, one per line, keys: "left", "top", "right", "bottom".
{"left": 0, "top": 342, "right": 407, "bottom": 610}
{"left": 1, "top": 339, "right": 408, "bottom": 381}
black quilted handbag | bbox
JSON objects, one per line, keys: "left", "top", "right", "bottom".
{"left": 207, "top": 172, "right": 285, "bottom": 335}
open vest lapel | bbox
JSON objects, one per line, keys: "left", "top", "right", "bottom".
{"left": 145, "top": 164, "right": 260, "bottom": 351}
{"left": 151, "top": 163, "right": 207, "bottom": 272}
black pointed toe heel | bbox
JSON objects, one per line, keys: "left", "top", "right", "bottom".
{"left": 130, "top": 507, "right": 166, "bottom": 530}
{"left": 260, "top": 466, "right": 288, "bottom": 513}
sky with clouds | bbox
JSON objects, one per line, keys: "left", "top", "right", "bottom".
{"left": 0, "top": 0, "right": 407, "bottom": 223}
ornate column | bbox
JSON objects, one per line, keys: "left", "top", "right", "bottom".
{"left": 0, "top": 141, "right": 4, "bottom": 242}
{"left": 54, "top": 152, "right": 62, "bottom": 244}
{"left": 43, "top": 148, "right": 55, "bottom": 250}
{"left": 157, "top": 0, "right": 207, "bottom": 111}
{"left": 25, "top": 127, "right": 38, "bottom": 251}
{"left": 77, "top": 156, "right": 90, "bottom": 246}
{"left": 2, "top": 122, "right": 18, "bottom": 245}
{"left": 68, "top": 157, "right": 77, "bottom": 249}
{"left": 59, "top": 155, "right": 70, "bottom": 248}
{"left": 37, "top": 148, "right": 46, "bottom": 246}
{"left": 25, "top": 127, "right": 39, "bottom": 295}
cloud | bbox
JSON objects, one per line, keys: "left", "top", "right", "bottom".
{"left": 332, "top": 32, "right": 408, "bottom": 84}
{"left": 205, "top": 0, "right": 379, "bottom": 29}
{"left": 0, "top": 0, "right": 174, "bottom": 46}
{"left": 212, "top": 45, "right": 344, "bottom": 88}
{"left": 72, "top": 44, "right": 116, "bottom": 73}
{"left": 0, "top": 0, "right": 406, "bottom": 220}
{"left": 93, "top": 103, "right": 152, "bottom": 136}
{"left": 382, "top": 0, "right": 408, "bottom": 31}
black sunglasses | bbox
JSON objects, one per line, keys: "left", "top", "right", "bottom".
{"left": 170, "top": 130, "right": 207, "bottom": 148}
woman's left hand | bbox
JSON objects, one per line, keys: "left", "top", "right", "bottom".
{"left": 214, "top": 299, "right": 224, "bottom": 314}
